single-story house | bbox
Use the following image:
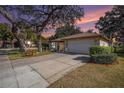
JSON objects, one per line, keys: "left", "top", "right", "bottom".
{"left": 51, "top": 33, "right": 110, "bottom": 54}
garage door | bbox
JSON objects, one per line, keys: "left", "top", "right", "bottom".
{"left": 66, "top": 39, "right": 96, "bottom": 54}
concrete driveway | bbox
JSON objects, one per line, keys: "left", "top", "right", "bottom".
{"left": 0, "top": 53, "right": 90, "bottom": 88}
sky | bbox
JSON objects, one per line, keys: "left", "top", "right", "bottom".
{"left": 0, "top": 5, "right": 113, "bottom": 38}
{"left": 42, "top": 5, "right": 113, "bottom": 37}
{"left": 76, "top": 5, "right": 113, "bottom": 31}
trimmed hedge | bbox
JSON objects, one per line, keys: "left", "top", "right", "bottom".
{"left": 90, "top": 46, "right": 112, "bottom": 55}
{"left": 91, "top": 53, "right": 117, "bottom": 64}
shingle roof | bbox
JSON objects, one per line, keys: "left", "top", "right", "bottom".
{"left": 52, "top": 32, "right": 110, "bottom": 42}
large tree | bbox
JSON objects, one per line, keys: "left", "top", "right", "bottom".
{"left": 0, "top": 6, "right": 28, "bottom": 51}
{"left": 50, "top": 24, "right": 81, "bottom": 40}
{"left": 12, "top": 5, "right": 84, "bottom": 52}
{"left": 0, "top": 6, "right": 84, "bottom": 52}
{"left": 95, "top": 5, "right": 124, "bottom": 39}
{"left": 95, "top": 5, "right": 124, "bottom": 49}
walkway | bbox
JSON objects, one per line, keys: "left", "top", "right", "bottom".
{"left": 0, "top": 52, "right": 89, "bottom": 88}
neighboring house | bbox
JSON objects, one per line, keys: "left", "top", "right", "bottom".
{"left": 0, "top": 39, "right": 18, "bottom": 48}
{"left": 51, "top": 33, "right": 110, "bottom": 54}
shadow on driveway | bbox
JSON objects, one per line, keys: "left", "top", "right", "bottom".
{"left": 73, "top": 56, "right": 90, "bottom": 63}
{"left": 61, "top": 52, "right": 90, "bottom": 63}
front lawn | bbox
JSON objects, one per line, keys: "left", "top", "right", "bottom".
{"left": 49, "top": 53, "right": 124, "bottom": 88}
{"left": 8, "top": 49, "right": 52, "bottom": 60}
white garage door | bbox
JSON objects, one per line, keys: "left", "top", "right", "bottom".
{"left": 66, "top": 39, "right": 96, "bottom": 54}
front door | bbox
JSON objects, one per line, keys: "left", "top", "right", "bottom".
{"left": 58, "top": 41, "right": 64, "bottom": 52}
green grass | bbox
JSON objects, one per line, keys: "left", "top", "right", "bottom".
{"left": 49, "top": 53, "right": 124, "bottom": 88}
{"left": 8, "top": 49, "right": 52, "bottom": 60}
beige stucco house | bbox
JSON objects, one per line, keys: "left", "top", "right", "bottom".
{"left": 51, "top": 33, "right": 110, "bottom": 54}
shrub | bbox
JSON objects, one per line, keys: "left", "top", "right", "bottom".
{"left": 115, "top": 47, "right": 124, "bottom": 53}
{"left": 25, "top": 49, "right": 37, "bottom": 56}
{"left": 90, "top": 46, "right": 112, "bottom": 55}
{"left": 91, "top": 53, "right": 117, "bottom": 64}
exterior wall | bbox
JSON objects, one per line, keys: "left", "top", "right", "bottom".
{"left": 65, "top": 38, "right": 99, "bottom": 54}
{"left": 99, "top": 40, "right": 109, "bottom": 46}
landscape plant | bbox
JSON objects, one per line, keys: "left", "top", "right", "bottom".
{"left": 90, "top": 46, "right": 117, "bottom": 64}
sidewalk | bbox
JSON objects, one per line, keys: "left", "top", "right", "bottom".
{"left": 0, "top": 54, "right": 49, "bottom": 88}
{"left": 0, "top": 55, "right": 18, "bottom": 87}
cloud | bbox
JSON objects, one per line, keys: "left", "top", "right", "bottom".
{"left": 76, "top": 6, "right": 113, "bottom": 32}
{"left": 76, "top": 6, "right": 112, "bottom": 25}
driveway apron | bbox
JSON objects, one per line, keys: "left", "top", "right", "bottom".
{"left": 0, "top": 53, "right": 89, "bottom": 88}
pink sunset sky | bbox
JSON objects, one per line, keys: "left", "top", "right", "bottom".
{"left": 42, "top": 5, "right": 113, "bottom": 38}
{"left": 77, "top": 5, "right": 113, "bottom": 31}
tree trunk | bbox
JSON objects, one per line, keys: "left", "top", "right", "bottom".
{"left": 37, "top": 35, "right": 42, "bottom": 53}
{"left": 15, "top": 36, "right": 27, "bottom": 52}
{"left": 35, "top": 26, "right": 42, "bottom": 53}
{"left": 18, "top": 39, "right": 27, "bottom": 52}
